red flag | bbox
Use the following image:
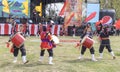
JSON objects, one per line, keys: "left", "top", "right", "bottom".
{"left": 59, "top": 0, "right": 68, "bottom": 16}
{"left": 84, "top": 12, "right": 97, "bottom": 22}
{"left": 114, "top": 19, "right": 120, "bottom": 29}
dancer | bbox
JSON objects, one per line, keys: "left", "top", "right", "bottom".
{"left": 99, "top": 26, "right": 116, "bottom": 59}
{"left": 7, "top": 25, "right": 29, "bottom": 64}
{"left": 39, "top": 27, "right": 56, "bottom": 64}
{"left": 78, "top": 24, "right": 97, "bottom": 61}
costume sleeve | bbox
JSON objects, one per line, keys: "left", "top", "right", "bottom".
{"left": 108, "top": 31, "right": 115, "bottom": 35}
{"left": 81, "top": 33, "right": 86, "bottom": 39}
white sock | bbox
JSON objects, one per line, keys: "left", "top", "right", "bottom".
{"left": 78, "top": 54, "right": 83, "bottom": 59}
{"left": 91, "top": 54, "right": 97, "bottom": 61}
{"left": 39, "top": 56, "right": 43, "bottom": 62}
{"left": 13, "top": 57, "right": 17, "bottom": 63}
{"left": 22, "top": 56, "right": 27, "bottom": 63}
{"left": 110, "top": 51, "right": 115, "bottom": 56}
{"left": 99, "top": 53, "right": 103, "bottom": 58}
{"left": 49, "top": 57, "right": 54, "bottom": 64}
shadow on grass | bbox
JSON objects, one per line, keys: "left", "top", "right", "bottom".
{"left": 62, "top": 58, "right": 93, "bottom": 63}
{"left": 15, "top": 61, "right": 52, "bottom": 68}
{"left": 0, "top": 62, "right": 12, "bottom": 68}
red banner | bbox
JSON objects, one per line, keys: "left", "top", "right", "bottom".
{"left": 84, "top": 12, "right": 97, "bottom": 22}
{"left": 114, "top": 19, "right": 120, "bottom": 29}
{"left": 59, "top": 0, "right": 68, "bottom": 16}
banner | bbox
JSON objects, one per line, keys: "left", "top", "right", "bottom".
{"left": 114, "top": 19, "right": 120, "bottom": 29}
{"left": 64, "top": 0, "right": 82, "bottom": 27}
{"left": 2, "top": 0, "right": 10, "bottom": 13}
{"left": 86, "top": 4, "right": 100, "bottom": 22}
{"left": 22, "top": 0, "right": 28, "bottom": 16}
{"left": 35, "top": 2, "right": 42, "bottom": 16}
{"left": 0, "top": 0, "right": 30, "bottom": 18}
{"left": 59, "top": 0, "right": 68, "bottom": 16}
{"left": 84, "top": 12, "right": 97, "bottom": 22}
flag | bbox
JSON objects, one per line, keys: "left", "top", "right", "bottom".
{"left": 22, "top": 0, "right": 28, "bottom": 16}
{"left": 59, "top": 0, "right": 68, "bottom": 16}
{"left": 35, "top": 2, "right": 42, "bottom": 16}
{"left": 3, "top": 7, "right": 10, "bottom": 13}
{"left": 84, "top": 12, "right": 96, "bottom": 22}
{"left": 64, "top": 12, "right": 74, "bottom": 28}
{"left": 2, "top": 0, "right": 10, "bottom": 13}
{"left": 114, "top": 19, "right": 120, "bottom": 29}
{"left": 2, "top": 0, "right": 9, "bottom": 7}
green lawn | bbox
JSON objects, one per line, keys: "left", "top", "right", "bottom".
{"left": 0, "top": 36, "right": 120, "bottom": 72}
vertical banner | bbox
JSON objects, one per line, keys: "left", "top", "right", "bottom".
{"left": 2, "top": 0, "right": 10, "bottom": 14}
{"left": 64, "top": 0, "right": 82, "bottom": 28}
{"left": 86, "top": 4, "right": 100, "bottom": 22}
{"left": 86, "top": 3, "right": 100, "bottom": 31}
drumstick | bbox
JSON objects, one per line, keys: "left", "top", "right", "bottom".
{"left": 56, "top": 44, "right": 62, "bottom": 46}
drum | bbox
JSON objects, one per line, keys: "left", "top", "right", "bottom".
{"left": 81, "top": 36, "right": 94, "bottom": 49}
{"left": 52, "top": 35, "right": 59, "bottom": 44}
{"left": 11, "top": 32, "right": 25, "bottom": 48}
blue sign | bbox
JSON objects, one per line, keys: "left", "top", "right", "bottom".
{"left": 87, "top": 4, "right": 100, "bottom": 22}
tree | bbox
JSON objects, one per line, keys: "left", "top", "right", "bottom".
{"left": 100, "top": 0, "right": 120, "bottom": 19}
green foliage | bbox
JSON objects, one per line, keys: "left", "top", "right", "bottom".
{"left": 100, "top": 0, "right": 120, "bottom": 19}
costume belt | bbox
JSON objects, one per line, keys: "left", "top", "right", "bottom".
{"left": 41, "top": 39, "right": 49, "bottom": 42}
{"left": 101, "top": 38, "right": 109, "bottom": 40}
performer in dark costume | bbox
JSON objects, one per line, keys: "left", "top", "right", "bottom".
{"left": 78, "top": 25, "right": 97, "bottom": 61}
{"left": 7, "top": 25, "right": 29, "bottom": 64}
{"left": 99, "top": 26, "right": 116, "bottom": 59}
{"left": 96, "top": 23, "right": 103, "bottom": 35}
{"left": 39, "top": 27, "right": 56, "bottom": 64}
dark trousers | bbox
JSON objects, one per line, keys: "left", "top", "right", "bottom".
{"left": 81, "top": 46, "right": 95, "bottom": 54}
{"left": 99, "top": 39, "right": 112, "bottom": 53}
{"left": 25, "top": 29, "right": 30, "bottom": 35}
{"left": 13, "top": 44, "right": 26, "bottom": 57}
{"left": 40, "top": 48, "right": 53, "bottom": 57}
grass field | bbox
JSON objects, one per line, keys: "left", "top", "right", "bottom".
{"left": 0, "top": 36, "right": 120, "bottom": 72}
